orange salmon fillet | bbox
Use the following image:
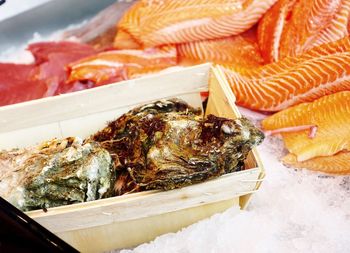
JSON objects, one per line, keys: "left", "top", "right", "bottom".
{"left": 257, "top": 0, "right": 298, "bottom": 63}
{"left": 283, "top": 151, "right": 350, "bottom": 174}
{"left": 222, "top": 36, "right": 350, "bottom": 111}
{"left": 262, "top": 91, "right": 350, "bottom": 162}
{"left": 114, "top": 1, "right": 143, "bottom": 49}
{"left": 258, "top": 0, "right": 344, "bottom": 62}
{"left": 115, "top": 0, "right": 277, "bottom": 48}
{"left": 313, "top": 0, "right": 350, "bottom": 47}
{"left": 68, "top": 46, "right": 177, "bottom": 85}
{"left": 177, "top": 28, "right": 264, "bottom": 68}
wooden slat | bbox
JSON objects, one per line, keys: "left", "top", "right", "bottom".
{"left": 28, "top": 168, "right": 260, "bottom": 233}
{"left": 209, "top": 66, "right": 265, "bottom": 209}
{"left": 58, "top": 198, "right": 240, "bottom": 252}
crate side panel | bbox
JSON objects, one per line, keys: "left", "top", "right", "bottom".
{"left": 0, "top": 122, "right": 62, "bottom": 149}
{"left": 29, "top": 168, "right": 260, "bottom": 233}
{"left": 57, "top": 198, "right": 240, "bottom": 252}
{"left": 0, "top": 64, "right": 210, "bottom": 133}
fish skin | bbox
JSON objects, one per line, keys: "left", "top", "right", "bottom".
{"left": 115, "top": 0, "right": 277, "bottom": 48}
{"left": 258, "top": 0, "right": 343, "bottom": 62}
{"left": 283, "top": 151, "right": 350, "bottom": 174}
{"left": 67, "top": 46, "right": 177, "bottom": 85}
{"left": 262, "top": 91, "right": 350, "bottom": 162}
{"left": 177, "top": 28, "right": 264, "bottom": 68}
{"left": 222, "top": 36, "right": 350, "bottom": 112}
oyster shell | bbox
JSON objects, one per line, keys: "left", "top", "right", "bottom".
{"left": 92, "top": 99, "right": 264, "bottom": 194}
{"left": 0, "top": 137, "right": 113, "bottom": 211}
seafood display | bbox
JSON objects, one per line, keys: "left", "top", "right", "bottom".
{"left": 0, "top": 138, "right": 114, "bottom": 211}
{"left": 262, "top": 91, "right": 350, "bottom": 173}
{"left": 2, "top": 0, "right": 350, "bottom": 176}
{"left": 0, "top": 99, "right": 264, "bottom": 210}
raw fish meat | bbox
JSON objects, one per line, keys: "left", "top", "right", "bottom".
{"left": 258, "top": 0, "right": 346, "bottom": 62}
{"left": 313, "top": 0, "right": 350, "bottom": 47}
{"left": 0, "top": 64, "right": 48, "bottom": 106}
{"left": 283, "top": 151, "right": 350, "bottom": 174}
{"left": 222, "top": 36, "right": 350, "bottom": 111}
{"left": 262, "top": 91, "right": 350, "bottom": 162}
{"left": 177, "top": 28, "right": 264, "bottom": 68}
{"left": 0, "top": 42, "right": 98, "bottom": 107}
{"left": 115, "top": 0, "right": 278, "bottom": 47}
{"left": 28, "top": 42, "right": 98, "bottom": 95}
{"left": 257, "top": 0, "right": 298, "bottom": 63}
{"left": 114, "top": 1, "right": 143, "bottom": 49}
{"left": 28, "top": 42, "right": 97, "bottom": 64}
{"left": 68, "top": 46, "right": 177, "bottom": 85}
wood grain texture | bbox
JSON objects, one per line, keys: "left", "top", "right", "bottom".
{"left": 57, "top": 198, "right": 240, "bottom": 252}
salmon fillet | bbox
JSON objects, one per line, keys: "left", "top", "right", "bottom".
{"left": 115, "top": 0, "right": 277, "bottom": 48}
{"left": 283, "top": 151, "right": 350, "bottom": 174}
{"left": 114, "top": 1, "right": 143, "bottom": 49}
{"left": 222, "top": 36, "right": 350, "bottom": 111}
{"left": 68, "top": 46, "right": 177, "bottom": 85}
{"left": 258, "top": 0, "right": 343, "bottom": 62}
{"left": 313, "top": 0, "right": 350, "bottom": 47}
{"left": 262, "top": 91, "right": 350, "bottom": 162}
{"left": 177, "top": 28, "right": 264, "bottom": 68}
{"left": 257, "top": 0, "right": 298, "bottom": 63}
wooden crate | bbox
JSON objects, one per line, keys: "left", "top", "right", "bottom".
{"left": 0, "top": 64, "right": 264, "bottom": 252}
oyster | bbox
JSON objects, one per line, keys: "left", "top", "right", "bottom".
{"left": 92, "top": 99, "right": 264, "bottom": 194}
{"left": 0, "top": 137, "right": 113, "bottom": 211}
